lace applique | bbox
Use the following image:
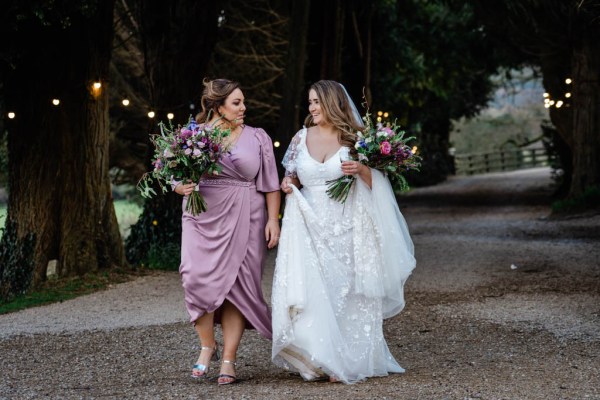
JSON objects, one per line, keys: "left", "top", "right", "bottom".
{"left": 281, "top": 129, "right": 305, "bottom": 178}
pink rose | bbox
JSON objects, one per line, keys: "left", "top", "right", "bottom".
{"left": 380, "top": 141, "right": 391, "bottom": 155}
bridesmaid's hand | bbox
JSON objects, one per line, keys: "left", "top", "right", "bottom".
{"left": 174, "top": 182, "right": 196, "bottom": 196}
{"left": 265, "top": 219, "right": 280, "bottom": 249}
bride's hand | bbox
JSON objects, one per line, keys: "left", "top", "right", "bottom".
{"left": 280, "top": 177, "right": 294, "bottom": 194}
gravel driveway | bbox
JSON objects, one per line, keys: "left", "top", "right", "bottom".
{"left": 1, "top": 167, "right": 599, "bottom": 399}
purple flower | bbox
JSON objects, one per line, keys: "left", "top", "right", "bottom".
{"left": 184, "top": 148, "right": 192, "bottom": 155}
{"left": 180, "top": 128, "right": 193, "bottom": 139}
{"left": 193, "top": 148, "right": 201, "bottom": 157}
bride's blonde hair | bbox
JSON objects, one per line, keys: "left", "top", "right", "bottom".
{"left": 304, "top": 80, "right": 363, "bottom": 156}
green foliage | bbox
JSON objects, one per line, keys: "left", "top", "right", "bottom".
{"left": 124, "top": 193, "right": 181, "bottom": 270}
{"left": 145, "top": 242, "right": 180, "bottom": 271}
{"left": 0, "top": 218, "right": 36, "bottom": 302}
{"left": 370, "top": 0, "right": 505, "bottom": 185}
{"left": 551, "top": 186, "right": 600, "bottom": 213}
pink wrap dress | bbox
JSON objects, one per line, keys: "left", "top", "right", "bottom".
{"left": 179, "top": 125, "right": 279, "bottom": 339}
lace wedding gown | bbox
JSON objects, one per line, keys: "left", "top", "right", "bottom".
{"left": 271, "top": 128, "right": 416, "bottom": 383}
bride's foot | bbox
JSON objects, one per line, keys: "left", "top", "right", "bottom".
{"left": 191, "top": 343, "right": 219, "bottom": 378}
{"left": 217, "top": 360, "right": 238, "bottom": 385}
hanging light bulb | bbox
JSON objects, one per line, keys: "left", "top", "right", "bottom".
{"left": 383, "top": 112, "right": 389, "bottom": 118}
{"left": 273, "top": 141, "right": 281, "bottom": 148}
{"left": 543, "top": 93, "right": 549, "bottom": 98}
{"left": 8, "top": 112, "right": 15, "bottom": 119}
{"left": 565, "top": 78, "right": 572, "bottom": 84}
{"left": 556, "top": 101, "right": 564, "bottom": 108}
{"left": 122, "top": 99, "right": 130, "bottom": 106}
{"left": 148, "top": 111, "right": 155, "bottom": 118}
{"left": 167, "top": 113, "right": 174, "bottom": 120}
{"left": 565, "top": 93, "right": 571, "bottom": 98}
{"left": 52, "top": 99, "right": 60, "bottom": 106}
{"left": 91, "top": 81, "right": 102, "bottom": 98}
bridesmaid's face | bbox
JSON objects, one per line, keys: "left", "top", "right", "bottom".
{"left": 219, "top": 88, "right": 246, "bottom": 126}
{"left": 308, "top": 89, "right": 325, "bottom": 126}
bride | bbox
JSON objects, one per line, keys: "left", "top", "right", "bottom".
{"left": 271, "top": 80, "right": 416, "bottom": 384}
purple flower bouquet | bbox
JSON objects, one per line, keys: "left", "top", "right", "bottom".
{"left": 137, "top": 116, "right": 231, "bottom": 215}
{"left": 326, "top": 109, "right": 421, "bottom": 203}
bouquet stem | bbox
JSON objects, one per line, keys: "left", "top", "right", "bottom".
{"left": 186, "top": 191, "right": 208, "bottom": 216}
{"left": 326, "top": 176, "right": 355, "bottom": 203}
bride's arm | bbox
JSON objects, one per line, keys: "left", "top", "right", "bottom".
{"left": 341, "top": 161, "right": 372, "bottom": 189}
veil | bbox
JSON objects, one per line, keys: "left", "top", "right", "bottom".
{"left": 338, "top": 83, "right": 365, "bottom": 129}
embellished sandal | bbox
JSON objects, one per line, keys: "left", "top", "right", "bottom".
{"left": 191, "top": 344, "right": 220, "bottom": 378}
{"left": 217, "top": 360, "right": 238, "bottom": 385}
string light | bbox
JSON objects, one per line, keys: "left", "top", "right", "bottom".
{"left": 383, "top": 112, "right": 389, "bottom": 118}
{"left": 565, "top": 93, "right": 571, "bottom": 98}
{"left": 377, "top": 111, "right": 383, "bottom": 116}
{"left": 273, "top": 141, "right": 280, "bottom": 148}
{"left": 122, "top": 99, "right": 130, "bottom": 106}
{"left": 556, "top": 100, "right": 564, "bottom": 108}
{"left": 91, "top": 81, "right": 102, "bottom": 99}
{"left": 565, "top": 78, "right": 572, "bottom": 84}
{"left": 8, "top": 112, "right": 15, "bottom": 119}
{"left": 167, "top": 113, "right": 174, "bottom": 120}
{"left": 52, "top": 99, "right": 60, "bottom": 106}
{"left": 377, "top": 116, "right": 382, "bottom": 122}
{"left": 412, "top": 146, "right": 418, "bottom": 154}
{"left": 147, "top": 111, "right": 155, "bottom": 118}
{"left": 544, "top": 103, "right": 551, "bottom": 109}
{"left": 543, "top": 93, "right": 549, "bottom": 98}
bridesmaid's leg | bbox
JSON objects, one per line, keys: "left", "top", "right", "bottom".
{"left": 219, "top": 300, "right": 244, "bottom": 382}
{"left": 192, "top": 312, "right": 217, "bottom": 377}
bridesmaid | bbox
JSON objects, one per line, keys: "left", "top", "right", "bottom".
{"left": 173, "top": 78, "right": 280, "bottom": 385}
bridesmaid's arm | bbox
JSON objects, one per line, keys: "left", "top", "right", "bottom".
{"left": 265, "top": 191, "right": 281, "bottom": 249}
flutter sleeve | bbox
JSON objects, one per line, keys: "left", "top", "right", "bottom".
{"left": 255, "top": 127, "right": 280, "bottom": 193}
{"left": 281, "top": 129, "right": 305, "bottom": 178}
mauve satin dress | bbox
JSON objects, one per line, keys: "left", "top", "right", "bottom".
{"left": 179, "top": 126, "right": 279, "bottom": 339}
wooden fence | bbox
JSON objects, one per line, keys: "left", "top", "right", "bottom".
{"left": 454, "top": 148, "right": 551, "bottom": 175}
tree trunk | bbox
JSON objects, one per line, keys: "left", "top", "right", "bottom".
{"left": 319, "top": 0, "right": 345, "bottom": 80}
{"left": 3, "top": 0, "right": 123, "bottom": 286}
{"left": 569, "top": 34, "right": 600, "bottom": 197}
{"left": 276, "top": 0, "right": 311, "bottom": 161}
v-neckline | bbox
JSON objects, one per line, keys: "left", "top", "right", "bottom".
{"left": 226, "top": 125, "right": 246, "bottom": 150}
{"left": 304, "top": 128, "right": 343, "bottom": 164}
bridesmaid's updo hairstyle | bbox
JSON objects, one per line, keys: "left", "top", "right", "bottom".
{"left": 196, "top": 78, "right": 241, "bottom": 124}
{"left": 304, "top": 80, "right": 363, "bottom": 157}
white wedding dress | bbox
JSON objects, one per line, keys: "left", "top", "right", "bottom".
{"left": 271, "top": 128, "right": 416, "bottom": 384}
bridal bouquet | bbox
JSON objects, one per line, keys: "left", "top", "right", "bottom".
{"left": 137, "top": 116, "right": 231, "bottom": 215}
{"left": 326, "top": 110, "right": 421, "bottom": 203}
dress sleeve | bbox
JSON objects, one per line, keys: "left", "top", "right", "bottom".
{"left": 255, "top": 127, "right": 280, "bottom": 193}
{"left": 281, "top": 129, "right": 304, "bottom": 178}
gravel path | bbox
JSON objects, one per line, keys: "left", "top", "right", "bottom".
{"left": 1, "top": 167, "right": 599, "bottom": 399}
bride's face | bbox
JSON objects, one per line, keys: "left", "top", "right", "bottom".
{"left": 218, "top": 88, "right": 246, "bottom": 127}
{"left": 308, "top": 89, "right": 326, "bottom": 126}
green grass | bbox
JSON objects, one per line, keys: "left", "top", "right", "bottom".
{"left": 0, "top": 269, "right": 141, "bottom": 315}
